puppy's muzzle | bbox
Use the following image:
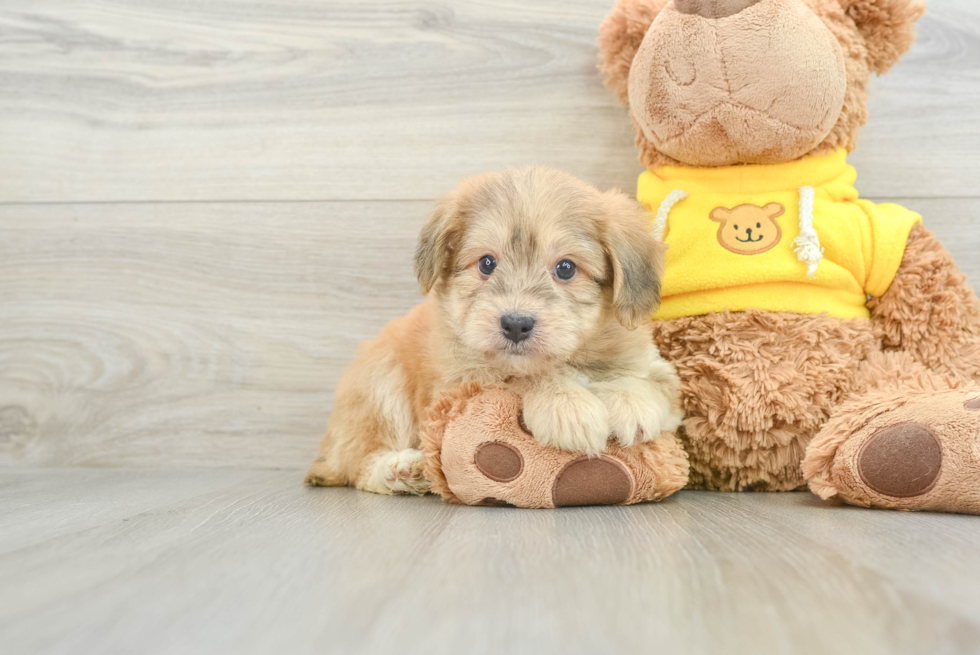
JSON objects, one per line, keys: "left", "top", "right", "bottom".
{"left": 500, "top": 313, "right": 535, "bottom": 344}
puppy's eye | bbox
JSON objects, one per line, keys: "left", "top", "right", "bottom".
{"left": 478, "top": 255, "right": 497, "bottom": 277}
{"left": 756, "top": 223, "right": 761, "bottom": 228}
{"left": 554, "top": 259, "right": 577, "bottom": 281}
{"left": 734, "top": 224, "right": 739, "bottom": 230}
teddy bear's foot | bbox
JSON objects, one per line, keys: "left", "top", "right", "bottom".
{"left": 421, "top": 384, "right": 689, "bottom": 508}
{"left": 803, "top": 388, "right": 980, "bottom": 514}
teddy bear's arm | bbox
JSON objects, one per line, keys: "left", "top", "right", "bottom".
{"left": 868, "top": 223, "right": 980, "bottom": 383}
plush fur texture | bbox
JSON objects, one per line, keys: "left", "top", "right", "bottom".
{"left": 870, "top": 223, "right": 980, "bottom": 382}
{"left": 421, "top": 384, "right": 690, "bottom": 508}
{"left": 840, "top": 0, "right": 926, "bottom": 74}
{"left": 675, "top": 0, "right": 765, "bottom": 19}
{"left": 600, "top": 0, "right": 980, "bottom": 514}
{"left": 803, "top": 363, "right": 980, "bottom": 514}
{"left": 652, "top": 310, "right": 878, "bottom": 490}
{"left": 651, "top": 215, "right": 980, "bottom": 510}
{"left": 626, "top": 0, "right": 848, "bottom": 166}
{"left": 801, "top": 227, "right": 980, "bottom": 512}
{"left": 599, "top": 0, "right": 924, "bottom": 169}
{"left": 306, "top": 167, "right": 682, "bottom": 496}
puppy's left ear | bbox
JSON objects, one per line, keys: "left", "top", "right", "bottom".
{"left": 601, "top": 191, "right": 666, "bottom": 330}
{"left": 840, "top": 0, "right": 925, "bottom": 74}
{"left": 414, "top": 191, "right": 464, "bottom": 295}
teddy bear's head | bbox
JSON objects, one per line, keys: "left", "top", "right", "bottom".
{"left": 598, "top": 0, "right": 924, "bottom": 168}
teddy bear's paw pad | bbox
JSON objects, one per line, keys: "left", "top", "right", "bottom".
{"left": 551, "top": 456, "right": 634, "bottom": 507}
{"left": 474, "top": 441, "right": 524, "bottom": 483}
{"left": 857, "top": 422, "right": 942, "bottom": 499}
{"left": 964, "top": 396, "right": 980, "bottom": 411}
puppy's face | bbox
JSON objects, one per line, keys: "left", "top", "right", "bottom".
{"left": 415, "top": 167, "right": 665, "bottom": 375}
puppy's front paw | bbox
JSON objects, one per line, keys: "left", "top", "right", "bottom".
{"left": 522, "top": 385, "right": 610, "bottom": 455}
{"left": 590, "top": 380, "right": 682, "bottom": 448}
{"left": 360, "top": 449, "right": 431, "bottom": 496}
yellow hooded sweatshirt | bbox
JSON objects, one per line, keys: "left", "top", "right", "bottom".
{"left": 637, "top": 149, "right": 922, "bottom": 321}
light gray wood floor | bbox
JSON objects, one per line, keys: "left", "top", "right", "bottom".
{"left": 3, "top": 1, "right": 980, "bottom": 653}
{"left": 3, "top": 468, "right": 980, "bottom": 655}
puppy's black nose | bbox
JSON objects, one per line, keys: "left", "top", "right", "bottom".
{"left": 746, "top": 228, "right": 753, "bottom": 237}
{"left": 500, "top": 313, "right": 535, "bottom": 344}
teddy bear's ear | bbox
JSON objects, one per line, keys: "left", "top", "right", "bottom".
{"left": 709, "top": 207, "right": 732, "bottom": 223}
{"left": 415, "top": 191, "right": 465, "bottom": 296}
{"left": 598, "top": 0, "right": 669, "bottom": 103}
{"left": 839, "top": 0, "right": 925, "bottom": 74}
{"left": 763, "top": 203, "right": 786, "bottom": 219}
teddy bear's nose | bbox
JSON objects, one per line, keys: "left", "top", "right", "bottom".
{"left": 673, "top": 0, "right": 763, "bottom": 19}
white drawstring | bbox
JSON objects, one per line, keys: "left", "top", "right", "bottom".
{"left": 792, "top": 185, "right": 823, "bottom": 277}
{"left": 651, "top": 189, "right": 688, "bottom": 241}
{"left": 653, "top": 186, "right": 822, "bottom": 278}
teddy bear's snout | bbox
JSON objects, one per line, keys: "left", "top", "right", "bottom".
{"left": 626, "top": 0, "right": 847, "bottom": 166}
{"left": 673, "top": 0, "right": 762, "bottom": 19}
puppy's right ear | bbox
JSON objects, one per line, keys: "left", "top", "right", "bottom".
{"left": 598, "top": 0, "right": 669, "bottom": 103}
{"left": 414, "top": 192, "right": 463, "bottom": 295}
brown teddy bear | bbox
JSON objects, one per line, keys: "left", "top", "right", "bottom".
{"left": 595, "top": 0, "right": 980, "bottom": 513}
{"left": 423, "top": 0, "right": 980, "bottom": 513}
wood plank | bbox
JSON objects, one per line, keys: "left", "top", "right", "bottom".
{"left": 0, "top": 201, "right": 427, "bottom": 468}
{"left": 1, "top": 198, "right": 978, "bottom": 469}
{"left": 0, "top": 0, "right": 641, "bottom": 202}
{"left": 853, "top": 0, "right": 980, "bottom": 197}
{"left": 0, "top": 0, "right": 978, "bottom": 203}
{"left": 0, "top": 467, "right": 271, "bottom": 556}
{"left": 2, "top": 469, "right": 980, "bottom": 655}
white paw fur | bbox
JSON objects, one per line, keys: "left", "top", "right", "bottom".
{"left": 522, "top": 382, "right": 610, "bottom": 455}
{"left": 360, "top": 449, "right": 431, "bottom": 496}
{"left": 589, "top": 379, "right": 683, "bottom": 448}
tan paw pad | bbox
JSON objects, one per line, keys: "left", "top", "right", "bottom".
{"left": 552, "top": 456, "right": 634, "bottom": 507}
{"left": 820, "top": 389, "right": 980, "bottom": 514}
{"left": 856, "top": 422, "right": 942, "bottom": 498}
{"left": 474, "top": 441, "right": 524, "bottom": 483}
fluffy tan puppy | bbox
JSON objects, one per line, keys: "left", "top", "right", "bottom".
{"left": 305, "top": 167, "right": 682, "bottom": 495}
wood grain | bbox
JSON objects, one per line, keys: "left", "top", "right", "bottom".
{"left": 0, "top": 0, "right": 641, "bottom": 202}
{"left": 0, "top": 0, "right": 978, "bottom": 202}
{"left": 2, "top": 469, "right": 980, "bottom": 655}
{"left": 2, "top": 3, "right": 979, "bottom": 651}
{"left": 0, "top": 201, "right": 427, "bottom": 468}
{"left": 1, "top": 198, "right": 978, "bottom": 469}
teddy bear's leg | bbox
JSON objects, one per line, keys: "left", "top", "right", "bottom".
{"left": 803, "top": 351, "right": 980, "bottom": 514}
{"left": 421, "top": 386, "right": 689, "bottom": 508}
{"left": 870, "top": 223, "right": 980, "bottom": 383}
{"left": 804, "top": 224, "right": 980, "bottom": 514}
{"left": 652, "top": 311, "right": 878, "bottom": 491}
